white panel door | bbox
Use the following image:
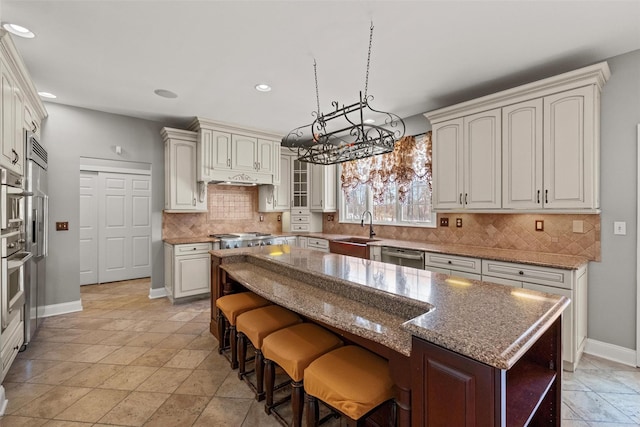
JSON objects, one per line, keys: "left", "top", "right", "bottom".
{"left": 79, "top": 172, "right": 99, "bottom": 285}
{"left": 464, "top": 108, "right": 501, "bottom": 209}
{"left": 97, "top": 172, "right": 151, "bottom": 283}
{"left": 232, "top": 134, "right": 258, "bottom": 172}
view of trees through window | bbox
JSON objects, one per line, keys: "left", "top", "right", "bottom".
{"left": 341, "top": 175, "right": 435, "bottom": 226}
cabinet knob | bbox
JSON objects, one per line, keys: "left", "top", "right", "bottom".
{"left": 545, "top": 189, "right": 548, "bottom": 204}
{"left": 448, "top": 260, "right": 452, "bottom": 264}
{"left": 518, "top": 271, "right": 524, "bottom": 275}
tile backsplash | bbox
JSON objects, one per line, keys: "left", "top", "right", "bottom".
{"left": 162, "top": 185, "right": 281, "bottom": 238}
{"left": 163, "top": 185, "right": 600, "bottom": 261}
{"left": 323, "top": 213, "right": 601, "bottom": 261}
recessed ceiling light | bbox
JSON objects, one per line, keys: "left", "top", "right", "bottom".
{"left": 38, "top": 91, "right": 56, "bottom": 99}
{"left": 2, "top": 23, "right": 35, "bottom": 38}
{"left": 154, "top": 89, "right": 178, "bottom": 99}
{"left": 364, "top": 118, "right": 376, "bottom": 124}
{"left": 255, "top": 84, "right": 272, "bottom": 92}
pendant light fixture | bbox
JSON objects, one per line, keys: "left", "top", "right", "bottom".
{"left": 282, "top": 23, "right": 405, "bottom": 165}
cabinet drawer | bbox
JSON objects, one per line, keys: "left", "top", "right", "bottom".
{"left": 425, "top": 252, "right": 482, "bottom": 274}
{"left": 175, "top": 243, "right": 212, "bottom": 255}
{"left": 291, "top": 224, "right": 309, "bottom": 232}
{"left": 291, "top": 214, "right": 310, "bottom": 224}
{"left": 307, "top": 237, "right": 329, "bottom": 249}
{"left": 2, "top": 318, "right": 23, "bottom": 379}
{"left": 482, "top": 260, "right": 570, "bottom": 289}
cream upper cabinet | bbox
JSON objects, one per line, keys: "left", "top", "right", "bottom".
{"left": 292, "top": 158, "right": 310, "bottom": 209}
{"left": 0, "top": 63, "right": 24, "bottom": 175}
{"left": 431, "top": 119, "right": 464, "bottom": 209}
{"left": 426, "top": 61, "right": 609, "bottom": 212}
{"left": 258, "top": 152, "right": 291, "bottom": 212}
{"left": 543, "top": 86, "right": 597, "bottom": 209}
{"left": 310, "top": 163, "right": 337, "bottom": 212}
{"left": 502, "top": 98, "right": 543, "bottom": 209}
{"left": 432, "top": 109, "right": 501, "bottom": 210}
{"left": 198, "top": 129, "right": 232, "bottom": 179}
{"left": 162, "top": 128, "right": 207, "bottom": 212}
{"left": 463, "top": 109, "right": 501, "bottom": 209}
{"left": 190, "top": 118, "right": 281, "bottom": 185}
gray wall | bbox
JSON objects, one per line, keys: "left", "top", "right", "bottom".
{"left": 42, "top": 103, "right": 166, "bottom": 306}
{"left": 589, "top": 49, "right": 640, "bottom": 350}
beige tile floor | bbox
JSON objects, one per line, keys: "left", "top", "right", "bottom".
{"left": 0, "top": 278, "right": 638, "bottom": 426}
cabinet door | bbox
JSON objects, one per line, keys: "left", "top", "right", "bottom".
{"left": 199, "top": 129, "right": 232, "bottom": 181}
{"left": 232, "top": 135, "right": 258, "bottom": 172}
{"left": 431, "top": 119, "right": 464, "bottom": 209}
{"left": 168, "top": 139, "right": 199, "bottom": 210}
{"left": 502, "top": 99, "right": 543, "bottom": 209}
{"left": 523, "top": 282, "right": 573, "bottom": 366}
{"left": 543, "top": 86, "right": 596, "bottom": 209}
{"left": 256, "top": 139, "right": 275, "bottom": 174}
{"left": 298, "top": 236, "right": 308, "bottom": 248}
{"left": 291, "top": 159, "right": 309, "bottom": 208}
{"left": 175, "top": 254, "right": 211, "bottom": 298}
{"left": 463, "top": 109, "right": 501, "bottom": 209}
{"left": 164, "top": 244, "right": 174, "bottom": 296}
{"left": 12, "top": 84, "right": 24, "bottom": 175}
{"left": 275, "top": 154, "right": 292, "bottom": 210}
{"left": 310, "top": 164, "right": 336, "bottom": 212}
{"left": 0, "top": 64, "right": 17, "bottom": 172}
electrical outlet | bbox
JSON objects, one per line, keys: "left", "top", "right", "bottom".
{"left": 277, "top": 215, "right": 281, "bottom": 222}
{"left": 56, "top": 221, "right": 69, "bottom": 231}
{"left": 259, "top": 215, "right": 264, "bottom": 222}
{"left": 440, "top": 217, "right": 449, "bottom": 227}
{"left": 572, "top": 220, "right": 584, "bottom": 233}
{"left": 456, "top": 218, "right": 462, "bottom": 227}
{"left": 535, "top": 220, "right": 544, "bottom": 231}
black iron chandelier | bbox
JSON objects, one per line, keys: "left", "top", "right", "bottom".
{"left": 282, "top": 23, "right": 405, "bottom": 165}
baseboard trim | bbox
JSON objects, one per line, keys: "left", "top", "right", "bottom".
{"left": 41, "top": 300, "right": 83, "bottom": 318}
{"left": 148, "top": 287, "right": 167, "bottom": 299}
{"left": 584, "top": 338, "right": 637, "bottom": 367}
{"left": 0, "top": 385, "right": 7, "bottom": 415}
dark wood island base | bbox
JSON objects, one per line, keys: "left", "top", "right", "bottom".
{"left": 209, "top": 247, "right": 568, "bottom": 427}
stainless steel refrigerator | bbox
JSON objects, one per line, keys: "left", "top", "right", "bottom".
{"left": 24, "top": 131, "right": 47, "bottom": 344}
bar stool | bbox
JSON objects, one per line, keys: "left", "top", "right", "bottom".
{"left": 236, "top": 305, "right": 302, "bottom": 401}
{"left": 304, "top": 345, "right": 396, "bottom": 427}
{"left": 262, "top": 323, "right": 343, "bottom": 426}
{"left": 216, "top": 292, "right": 271, "bottom": 369}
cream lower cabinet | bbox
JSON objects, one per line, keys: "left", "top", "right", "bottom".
{"left": 164, "top": 242, "right": 215, "bottom": 301}
{"left": 1, "top": 307, "right": 24, "bottom": 382}
{"left": 424, "top": 252, "right": 482, "bottom": 281}
{"left": 482, "top": 259, "right": 587, "bottom": 371}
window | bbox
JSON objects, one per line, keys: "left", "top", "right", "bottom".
{"left": 339, "top": 132, "right": 435, "bottom": 227}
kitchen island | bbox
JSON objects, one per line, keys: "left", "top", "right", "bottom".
{"left": 209, "top": 245, "right": 569, "bottom": 426}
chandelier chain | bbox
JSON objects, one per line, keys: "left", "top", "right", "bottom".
{"left": 364, "top": 21, "right": 374, "bottom": 99}
{"left": 314, "top": 59, "right": 320, "bottom": 116}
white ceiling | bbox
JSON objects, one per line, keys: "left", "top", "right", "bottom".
{"left": 2, "top": 1, "right": 639, "bottom": 135}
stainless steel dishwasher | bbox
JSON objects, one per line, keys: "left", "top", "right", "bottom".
{"left": 380, "top": 246, "right": 425, "bottom": 269}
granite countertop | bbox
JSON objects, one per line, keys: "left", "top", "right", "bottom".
{"left": 291, "top": 233, "right": 589, "bottom": 270}
{"left": 212, "top": 246, "right": 569, "bottom": 370}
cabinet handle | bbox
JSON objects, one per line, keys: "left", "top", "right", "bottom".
{"left": 537, "top": 190, "right": 541, "bottom": 204}
{"left": 31, "top": 121, "right": 37, "bottom": 132}
{"left": 192, "top": 198, "right": 196, "bottom": 206}
{"left": 11, "top": 149, "right": 18, "bottom": 165}
{"left": 227, "top": 158, "right": 231, "bottom": 167}
{"left": 545, "top": 189, "right": 548, "bottom": 204}
{"left": 464, "top": 193, "right": 468, "bottom": 205}
{"left": 459, "top": 193, "right": 463, "bottom": 205}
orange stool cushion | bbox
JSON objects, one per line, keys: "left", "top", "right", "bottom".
{"left": 216, "top": 292, "right": 271, "bottom": 325}
{"left": 304, "top": 345, "right": 394, "bottom": 420}
{"left": 262, "top": 323, "right": 343, "bottom": 382}
{"left": 236, "top": 305, "right": 302, "bottom": 349}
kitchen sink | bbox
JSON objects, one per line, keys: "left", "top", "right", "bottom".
{"left": 329, "top": 237, "right": 380, "bottom": 259}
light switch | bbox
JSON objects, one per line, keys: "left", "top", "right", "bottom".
{"left": 614, "top": 221, "right": 626, "bottom": 235}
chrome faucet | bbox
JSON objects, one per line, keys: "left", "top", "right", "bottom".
{"left": 361, "top": 210, "right": 375, "bottom": 239}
